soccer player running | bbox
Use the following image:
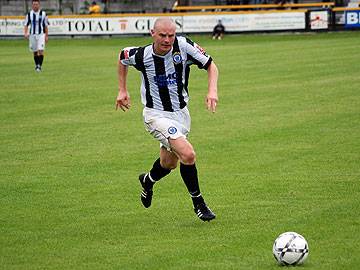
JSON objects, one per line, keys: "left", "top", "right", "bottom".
{"left": 116, "top": 17, "right": 219, "bottom": 222}
{"left": 24, "top": 0, "right": 49, "bottom": 72}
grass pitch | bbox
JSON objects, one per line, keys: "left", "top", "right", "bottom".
{"left": 1, "top": 32, "right": 359, "bottom": 269}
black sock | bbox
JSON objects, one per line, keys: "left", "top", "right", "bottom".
{"left": 144, "top": 158, "right": 171, "bottom": 190}
{"left": 180, "top": 163, "right": 204, "bottom": 206}
{"left": 38, "top": 55, "right": 44, "bottom": 66}
{"left": 34, "top": 55, "right": 39, "bottom": 66}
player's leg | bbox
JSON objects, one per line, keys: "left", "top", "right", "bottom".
{"left": 160, "top": 146, "right": 179, "bottom": 170}
{"left": 169, "top": 137, "right": 216, "bottom": 221}
{"left": 37, "top": 34, "right": 45, "bottom": 70}
{"left": 33, "top": 51, "right": 40, "bottom": 71}
{"left": 140, "top": 147, "right": 176, "bottom": 191}
{"left": 29, "top": 36, "right": 40, "bottom": 71}
{"left": 138, "top": 147, "right": 176, "bottom": 208}
{"left": 38, "top": 50, "right": 44, "bottom": 69}
{"left": 170, "top": 137, "right": 201, "bottom": 203}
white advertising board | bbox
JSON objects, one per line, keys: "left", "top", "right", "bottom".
{"left": 0, "top": 18, "right": 24, "bottom": 35}
{"left": 0, "top": 12, "right": 306, "bottom": 36}
{"left": 48, "top": 16, "right": 183, "bottom": 35}
{"left": 183, "top": 12, "right": 305, "bottom": 32}
{"left": 310, "top": 11, "right": 328, "bottom": 30}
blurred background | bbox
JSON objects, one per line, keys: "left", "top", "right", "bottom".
{"left": 0, "top": 0, "right": 357, "bottom": 16}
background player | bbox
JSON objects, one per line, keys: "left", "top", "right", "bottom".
{"left": 24, "top": 0, "right": 49, "bottom": 72}
{"left": 212, "top": 20, "right": 225, "bottom": 40}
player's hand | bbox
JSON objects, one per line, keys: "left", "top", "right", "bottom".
{"left": 24, "top": 33, "right": 29, "bottom": 40}
{"left": 45, "top": 35, "right": 48, "bottom": 43}
{"left": 116, "top": 90, "right": 131, "bottom": 111}
{"left": 206, "top": 92, "right": 218, "bottom": 113}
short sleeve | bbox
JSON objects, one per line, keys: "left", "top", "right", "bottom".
{"left": 44, "top": 13, "right": 49, "bottom": 27}
{"left": 24, "top": 12, "right": 30, "bottom": 26}
{"left": 185, "top": 37, "right": 212, "bottom": 70}
{"left": 119, "top": 47, "right": 140, "bottom": 66}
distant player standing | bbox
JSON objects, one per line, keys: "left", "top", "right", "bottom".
{"left": 24, "top": 0, "right": 49, "bottom": 72}
{"left": 116, "top": 18, "right": 219, "bottom": 221}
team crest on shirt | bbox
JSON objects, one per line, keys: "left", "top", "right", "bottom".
{"left": 168, "top": 126, "right": 177, "bottom": 135}
{"left": 172, "top": 52, "right": 182, "bottom": 65}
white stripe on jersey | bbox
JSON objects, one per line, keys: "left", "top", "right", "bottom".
{"left": 119, "top": 36, "right": 212, "bottom": 112}
{"left": 24, "top": 10, "right": 49, "bottom": 35}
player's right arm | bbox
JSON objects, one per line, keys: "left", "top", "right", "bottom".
{"left": 44, "top": 13, "right": 49, "bottom": 43}
{"left": 116, "top": 47, "right": 139, "bottom": 111}
{"left": 24, "top": 25, "right": 29, "bottom": 39}
{"left": 24, "top": 12, "right": 30, "bottom": 39}
{"left": 116, "top": 61, "right": 131, "bottom": 111}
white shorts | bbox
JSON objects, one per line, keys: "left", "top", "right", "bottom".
{"left": 143, "top": 107, "right": 191, "bottom": 150}
{"left": 29, "top": 34, "right": 46, "bottom": 52}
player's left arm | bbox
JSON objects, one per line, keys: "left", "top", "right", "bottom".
{"left": 206, "top": 61, "right": 219, "bottom": 113}
{"left": 45, "top": 26, "right": 48, "bottom": 43}
{"left": 116, "top": 47, "right": 138, "bottom": 112}
{"left": 24, "top": 25, "right": 29, "bottom": 39}
{"left": 44, "top": 14, "right": 49, "bottom": 43}
{"left": 24, "top": 12, "right": 30, "bottom": 39}
{"left": 184, "top": 37, "right": 219, "bottom": 112}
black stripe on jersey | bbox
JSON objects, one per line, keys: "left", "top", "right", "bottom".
{"left": 203, "top": 56, "right": 213, "bottom": 70}
{"left": 129, "top": 48, "right": 137, "bottom": 57}
{"left": 184, "top": 65, "right": 190, "bottom": 94}
{"left": 32, "top": 12, "right": 36, "bottom": 34}
{"left": 152, "top": 55, "right": 173, "bottom": 112}
{"left": 119, "top": 47, "right": 138, "bottom": 61}
{"left": 187, "top": 54, "right": 204, "bottom": 69}
{"left": 134, "top": 46, "right": 145, "bottom": 71}
{"left": 39, "top": 10, "right": 43, "bottom": 34}
{"left": 186, "top": 37, "right": 194, "bottom": 46}
{"left": 42, "top": 18, "right": 46, "bottom": 33}
{"left": 26, "top": 12, "right": 31, "bottom": 26}
{"left": 41, "top": 10, "right": 46, "bottom": 33}
{"left": 172, "top": 38, "right": 186, "bottom": 109}
{"left": 119, "top": 50, "right": 125, "bottom": 60}
{"left": 187, "top": 54, "right": 212, "bottom": 70}
{"left": 135, "top": 47, "right": 153, "bottom": 108}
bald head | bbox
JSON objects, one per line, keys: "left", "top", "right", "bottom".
{"left": 153, "top": 18, "right": 176, "bottom": 32}
{"left": 151, "top": 17, "right": 176, "bottom": 55}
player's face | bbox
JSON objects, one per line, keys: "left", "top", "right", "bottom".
{"left": 151, "top": 23, "right": 176, "bottom": 56}
{"left": 32, "top": 1, "right": 40, "bottom": 12}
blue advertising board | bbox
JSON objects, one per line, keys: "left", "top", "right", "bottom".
{"left": 345, "top": 10, "right": 360, "bottom": 28}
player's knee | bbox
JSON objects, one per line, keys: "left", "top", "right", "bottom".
{"left": 168, "top": 163, "right": 178, "bottom": 170}
{"left": 181, "top": 149, "right": 196, "bottom": 165}
{"left": 162, "top": 160, "right": 177, "bottom": 170}
{"left": 160, "top": 158, "right": 178, "bottom": 170}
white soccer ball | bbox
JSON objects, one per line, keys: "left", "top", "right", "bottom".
{"left": 272, "top": 232, "right": 309, "bottom": 266}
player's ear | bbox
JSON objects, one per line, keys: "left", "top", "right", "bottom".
{"left": 150, "top": 29, "right": 155, "bottom": 37}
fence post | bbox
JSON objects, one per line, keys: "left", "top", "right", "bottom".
{"left": 331, "top": 9, "right": 336, "bottom": 31}
{"left": 305, "top": 10, "right": 310, "bottom": 31}
{"left": 24, "top": 0, "right": 28, "bottom": 15}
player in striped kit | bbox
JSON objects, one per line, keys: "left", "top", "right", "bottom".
{"left": 116, "top": 18, "right": 219, "bottom": 221}
{"left": 24, "top": 0, "right": 49, "bottom": 72}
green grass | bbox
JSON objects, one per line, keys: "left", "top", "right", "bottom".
{"left": 1, "top": 32, "right": 359, "bottom": 269}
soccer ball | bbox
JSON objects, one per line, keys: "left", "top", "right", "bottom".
{"left": 272, "top": 232, "right": 309, "bottom": 266}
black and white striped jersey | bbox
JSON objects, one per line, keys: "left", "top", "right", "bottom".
{"left": 24, "top": 10, "right": 49, "bottom": 35}
{"left": 119, "top": 36, "right": 212, "bottom": 112}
